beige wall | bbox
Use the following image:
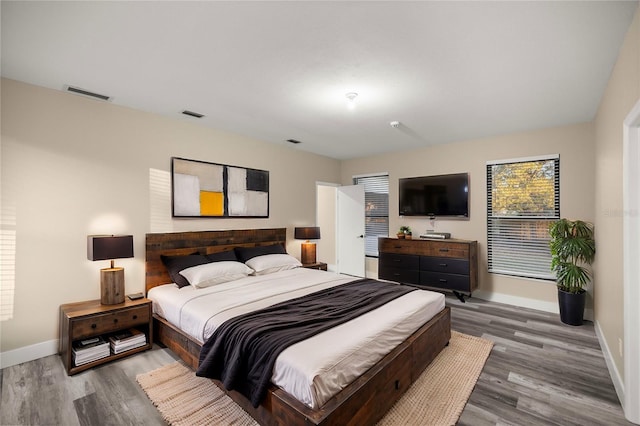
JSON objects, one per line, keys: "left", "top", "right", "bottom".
{"left": 341, "top": 122, "right": 595, "bottom": 308}
{"left": 0, "top": 78, "right": 341, "bottom": 353}
{"left": 316, "top": 184, "right": 337, "bottom": 268}
{"left": 594, "top": 6, "right": 640, "bottom": 380}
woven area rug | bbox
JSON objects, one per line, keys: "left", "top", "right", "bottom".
{"left": 137, "top": 331, "right": 493, "bottom": 426}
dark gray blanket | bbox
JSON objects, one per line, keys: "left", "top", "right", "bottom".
{"left": 196, "top": 278, "right": 416, "bottom": 407}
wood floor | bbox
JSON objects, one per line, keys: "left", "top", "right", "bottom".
{"left": 0, "top": 296, "right": 632, "bottom": 425}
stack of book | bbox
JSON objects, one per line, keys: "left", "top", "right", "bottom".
{"left": 72, "top": 337, "right": 110, "bottom": 366}
{"left": 108, "top": 328, "right": 147, "bottom": 354}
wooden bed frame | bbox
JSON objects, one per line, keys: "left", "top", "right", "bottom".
{"left": 145, "top": 228, "right": 451, "bottom": 426}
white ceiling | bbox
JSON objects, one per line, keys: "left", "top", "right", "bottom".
{"left": 1, "top": 1, "right": 637, "bottom": 160}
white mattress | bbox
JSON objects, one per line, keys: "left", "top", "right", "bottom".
{"left": 147, "top": 268, "right": 445, "bottom": 409}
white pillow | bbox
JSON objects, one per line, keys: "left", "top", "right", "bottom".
{"left": 179, "top": 261, "right": 253, "bottom": 288}
{"left": 245, "top": 253, "right": 302, "bottom": 275}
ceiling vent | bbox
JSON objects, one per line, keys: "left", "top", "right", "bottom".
{"left": 65, "top": 85, "right": 111, "bottom": 101}
{"left": 182, "top": 110, "right": 204, "bottom": 118}
{"left": 286, "top": 139, "right": 302, "bottom": 144}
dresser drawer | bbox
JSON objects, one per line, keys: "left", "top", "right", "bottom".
{"left": 71, "top": 305, "right": 149, "bottom": 339}
{"left": 379, "top": 253, "right": 419, "bottom": 269}
{"left": 420, "top": 271, "right": 470, "bottom": 292}
{"left": 420, "top": 256, "right": 469, "bottom": 275}
{"left": 379, "top": 266, "right": 419, "bottom": 285}
{"left": 423, "top": 242, "right": 469, "bottom": 259}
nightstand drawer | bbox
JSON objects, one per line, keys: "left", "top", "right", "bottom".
{"left": 71, "top": 305, "right": 149, "bottom": 339}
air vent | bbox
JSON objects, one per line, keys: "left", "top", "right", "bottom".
{"left": 182, "top": 110, "right": 204, "bottom": 118}
{"left": 65, "top": 85, "right": 111, "bottom": 101}
{"left": 286, "top": 139, "right": 302, "bottom": 144}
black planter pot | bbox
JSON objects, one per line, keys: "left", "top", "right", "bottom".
{"left": 558, "top": 288, "right": 586, "bottom": 326}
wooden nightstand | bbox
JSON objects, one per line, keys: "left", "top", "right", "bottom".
{"left": 302, "top": 262, "right": 328, "bottom": 271}
{"left": 59, "top": 298, "right": 153, "bottom": 375}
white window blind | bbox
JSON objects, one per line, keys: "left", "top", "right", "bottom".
{"left": 487, "top": 156, "right": 559, "bottom": 280}
{"left": 353, "top": 174, "right": 389, "bottom": 257}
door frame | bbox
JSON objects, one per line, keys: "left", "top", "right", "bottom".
{"left": 622, "top": 98, "right": 640, "bottom": 423}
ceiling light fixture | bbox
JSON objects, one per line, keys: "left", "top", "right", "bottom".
{"left": 345, "top": 92, "right": 358, "bottom": 110}
{"left": 390, "top": 121, "right": 400, "bottom": 128}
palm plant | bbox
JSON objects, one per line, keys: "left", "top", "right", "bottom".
{"left": 549, "top": 219, "right": 596, "bottom": 294}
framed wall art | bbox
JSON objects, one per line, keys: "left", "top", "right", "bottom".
{"left": 171, "top": 157, "right": 269, "bottom": 218}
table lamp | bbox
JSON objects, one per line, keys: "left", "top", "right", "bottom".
{"left": 294, "top": 227, "right": 321, "bottom": 265}
{"left": 87, "top": 235, "right": 134, "bottom": 305}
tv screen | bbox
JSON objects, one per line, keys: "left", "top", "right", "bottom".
{"left": 399, "top": 173, "right": 469, "bottom": 218}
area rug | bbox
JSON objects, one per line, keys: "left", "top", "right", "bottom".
{"left": 136, "top": 331, "right": 493, "bottom": 426}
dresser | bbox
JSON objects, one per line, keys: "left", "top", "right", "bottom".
{"left": 378, "top": 237, "right": 478, "bottom": 300}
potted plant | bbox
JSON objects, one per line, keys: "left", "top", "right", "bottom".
{"left": 399, "top": 226, "right": 412, "bottom": 240}
{"left": 549, "top": 219, "right": 595, "bottom": 326}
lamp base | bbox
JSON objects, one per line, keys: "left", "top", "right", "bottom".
{"left": 301, "top": 242, "right": 317, "bottom": 265}
{"left": 101, "top": 267, "right": 125, "bottom": 305}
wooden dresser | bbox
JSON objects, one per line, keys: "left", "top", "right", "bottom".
{"left": 378, "top": 237, "right": 478, "bottom": 300}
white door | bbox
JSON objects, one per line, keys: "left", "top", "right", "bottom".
{"left": 337, "top": 184, "right": 365, "bottom": 277}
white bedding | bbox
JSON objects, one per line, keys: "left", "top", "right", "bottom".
{"left": 147, "top": 268, "right": 445, "bottom": 408}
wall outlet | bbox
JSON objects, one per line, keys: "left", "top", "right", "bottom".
{"left": 619, "top": 338, "right": 623, "bottom": 357}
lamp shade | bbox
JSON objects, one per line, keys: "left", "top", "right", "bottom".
{"left": 294, "top": 227, "right": 320, "bottom": 240}
{"left": 87, "top": 235, "right": 134, "bottom": 261}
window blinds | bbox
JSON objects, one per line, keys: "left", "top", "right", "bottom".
{"left": 353, "top": 174, "right": 389, "bottom": 257}
{"left": 487, "top": 156, "right": 560, "bottom": 280}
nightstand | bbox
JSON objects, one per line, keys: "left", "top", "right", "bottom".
{"left": 302, "top": 262, "right": 328, "bottom": 271}
{"left": 59, "top": 298, "right": 153, "bottom": 375}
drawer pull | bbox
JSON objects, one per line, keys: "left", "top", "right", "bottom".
{"left": 113, "top": 318, "right": 118, "bottom": 324}
{"left": 133, "top": 315, "right": 138, "bottom": 320}
{"left": 439, "top": 248, "right": 449, "bottom": 252}
{"left": 439, "top": 263, "right": 448, "bottom": 267}
{"left": 439, "top": 279, "right": 448, "bottom": 283}
{"left": 393, "top": 259, "right": 401, "bottom": 262}
{"left": 91, "top": 324, "right": 97, "bottom": 329}
{"left": 394, "top": 246, "right": 402, "bottom": 249}
{"left": 394, "top": 273, "right": 401, "bottom": 276}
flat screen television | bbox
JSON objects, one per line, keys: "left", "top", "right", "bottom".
{"left": 399, "top": 173, "right": 469, "bottom": 218}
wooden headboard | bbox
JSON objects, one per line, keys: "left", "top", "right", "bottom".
{"left": 145, "top": 228, "right": 287, "bottom": 293}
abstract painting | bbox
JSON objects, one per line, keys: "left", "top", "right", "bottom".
{"left": 171, "top": 157, "right": 269, "bottom": 218}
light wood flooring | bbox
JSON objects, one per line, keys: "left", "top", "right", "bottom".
{"left": 0, "top": 296, "right": 632, "bottom": 425}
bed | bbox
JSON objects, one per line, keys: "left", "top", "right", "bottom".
{"left": 145, "top": 228, "right": 451, "bottom": 425}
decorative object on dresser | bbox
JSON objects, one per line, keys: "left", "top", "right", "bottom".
{"left": 59, "top": 298, "right": 153, "bottom": 375}
{"left": 549, "top": 218, "right": 596, "bottom": 326}
{"left": 87, "top": 235, "right": 134, "bottom": 305}
{"left": 397, "top": 225, "right": 412, "bottom": 239}
{"left": 294, "top": 226, "right": 321, "bottom": 265}
{"left": 378, "top": 237, "right": 478, "bottom": 302}
{"left": 171, "top": 157, "right": 269, "bottom": 218}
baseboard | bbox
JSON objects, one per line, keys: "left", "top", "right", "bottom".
{"left": 472, "top": 290, "right": 594, "bottom": 321}
{"left": 0, "top": 339, "right": 58, "bottom": 369}
{"left": 594, "top": 320, "right": 626, "bottom": 413}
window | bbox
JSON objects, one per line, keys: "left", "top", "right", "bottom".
{"left": 487, "top": 155, "right": 559, "bottom": 280}
{"left": 353, "top": 174, "right": 389, "bottom": 257}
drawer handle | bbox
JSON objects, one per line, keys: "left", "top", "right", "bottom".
{"left": 394, "top": 246, "right": 402, "bottom": 249}
{"left": 439, "top": 248, "right": 449, "bottom": 252}
{"left": 393, "top": 259, "right": 401, "bottom": 262}
{"left": 133, "top": 315, "right": 138, "bottom": 320}
{"left": 394, "top": 273, "right": 401, "bottom": 276}
{"left": 113, "top": 318, "right": 118, "bottom": 324}
{"left": 439, "top": 279, "right": 448, "bottom": 283}
{"left": 439, "top": 263, "right": 448, "bottom": 267}
{"left": 91, "top": 324, "right": 97, "bottom": 329}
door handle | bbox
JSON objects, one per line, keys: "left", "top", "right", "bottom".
{"left": 357, "top": 235, "right": 364, "bottom": 238}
